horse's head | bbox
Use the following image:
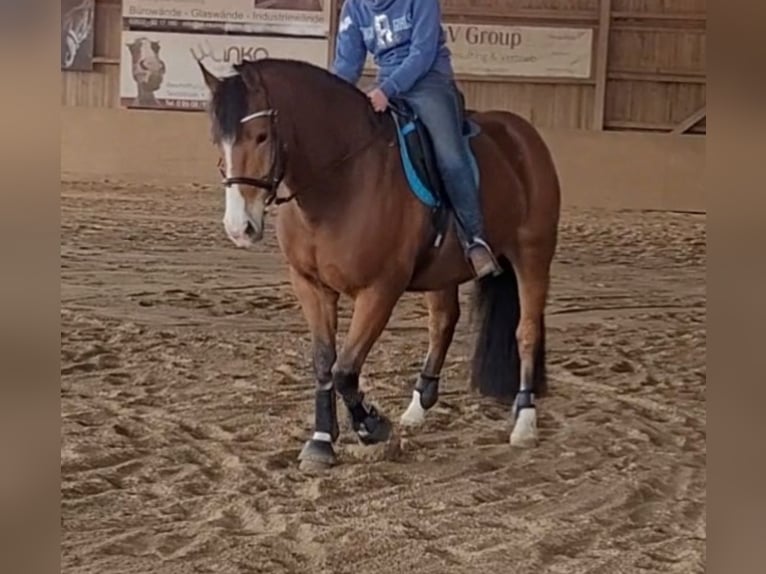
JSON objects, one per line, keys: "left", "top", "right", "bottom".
{"left": 127, "top": 37, "right": 166, "bottom": 92}
{"left": 199, "top": 61, "right": 284, "bottom": 248}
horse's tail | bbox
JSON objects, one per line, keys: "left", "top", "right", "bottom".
{"left": 469, "top": 259, "right": 547, "bottom": 402}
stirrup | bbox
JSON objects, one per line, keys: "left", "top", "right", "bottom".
{"left": 467, "top": 238, "right": 502, "bottom": 278}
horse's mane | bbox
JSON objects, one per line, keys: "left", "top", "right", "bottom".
{"left": 259, "top": 58, "right": 376, "bottom": 109}
{"left": 209, "top": 58, "right": 385, "bottom": 142}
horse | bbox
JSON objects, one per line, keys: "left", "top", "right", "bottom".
{"left": 197, "top": 58, "right": 561, "bottom": 470}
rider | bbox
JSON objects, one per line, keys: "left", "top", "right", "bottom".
{"left": 331, "top": 0, "right": 501, "bottom": 278}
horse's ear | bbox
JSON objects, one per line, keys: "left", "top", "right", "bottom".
{"left": 196, "top": 59, "right": 220, "bottom": 94}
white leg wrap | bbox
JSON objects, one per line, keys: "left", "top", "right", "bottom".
{"left": 400, "top": 390, "right": 427, "bottom": 427}
{"left": 510, "top": 407, "right": 538, "bottom": 448}
{"left": 312, "top": 431, "right": 332, "bottom": 443}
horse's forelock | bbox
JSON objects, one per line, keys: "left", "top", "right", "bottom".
{"left": 210, "top": 73, "right": 250, "bottom": 143}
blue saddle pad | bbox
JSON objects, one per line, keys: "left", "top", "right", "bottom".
{"left": 389, "top": 103, "right": 481, "bottom": 209}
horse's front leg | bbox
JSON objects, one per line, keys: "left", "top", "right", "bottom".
{"left": 401, "top": 286, "right": 460, "bottom": 426}
{"left": 289, "top": 268, "right": 341, "bottom": 470}
{"left": 333, "top": 285, "right": 402, "bottom": 445}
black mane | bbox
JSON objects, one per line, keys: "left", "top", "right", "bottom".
{"left": 209, "top": 72, "right": 249, "bottom": 143}
{"left": 255, "top": 58, "right": 374, "bottom": 109}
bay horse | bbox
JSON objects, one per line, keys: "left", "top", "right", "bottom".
{"left": 198, "top": 58, "right": 560, "bottom": 470}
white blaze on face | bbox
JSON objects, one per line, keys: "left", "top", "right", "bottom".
{"left": 221, "top": 139, "right": 265, "bottom": 247}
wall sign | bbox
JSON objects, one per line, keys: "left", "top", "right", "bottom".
{"left": 122, "top": 0, "right": 332, "bottom": 38}
{"left": 120, "top": 30, "right": 329, "bottom": 110}
{"left": 363, "top": 23, "right": 594, "bottom": 79}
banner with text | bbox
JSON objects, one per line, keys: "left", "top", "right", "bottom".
{"left": 365, "top": 24, "right": 593, "bottom": 79}
{"left": 120, "top": 31, "right": 329, "bottom": 110}
{"left": 122, "top": 0, "right": 331, "bottom": 38}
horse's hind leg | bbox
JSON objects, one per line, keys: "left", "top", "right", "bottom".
{"left": 289, "top": 268, "right": 341, "bottom": 470}
{"left": 510, "top": 250, "right": 551, "bottom": 448}
{"left": 401, "top": 286, "right": 460, "bottom": 426}
{"left": 333, "top": 285, "right": 402, "bottom": 445}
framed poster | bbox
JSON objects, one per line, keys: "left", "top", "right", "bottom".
{"left": 61, "top": 0, "right": 95, "bottom": 71}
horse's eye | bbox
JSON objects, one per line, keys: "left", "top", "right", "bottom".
{"left": 255, "top": 133, "right": 268, "bottom": 145}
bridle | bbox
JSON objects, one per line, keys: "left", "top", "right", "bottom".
{"left": 218, "top": 70, "right": 390, "bottom": 207}
{"left": 218, "top": 108, "right": 290, "bottom": 206}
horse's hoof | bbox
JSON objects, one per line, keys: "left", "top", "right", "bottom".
{"left": 510, "top": 407, "right": 538, "bottom": 448}
{"left": 357, "top": 412, "right": 393, "bottom": 445}
{"left": 400, "top": 391, "right": 426, "bottom": 427}
{"left": 298, "top": 439, "right": 337, "bottom": 471}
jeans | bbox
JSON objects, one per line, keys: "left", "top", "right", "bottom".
{"left": 397, "top": 70, "right": 486, "bottom": 247}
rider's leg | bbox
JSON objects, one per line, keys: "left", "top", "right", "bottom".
{"left": 401, "top": 72, "right": 500, "bottom": 278}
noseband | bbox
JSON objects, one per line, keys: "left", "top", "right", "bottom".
{"left": 219, "top": 108, "right": 291, "bottom": 206}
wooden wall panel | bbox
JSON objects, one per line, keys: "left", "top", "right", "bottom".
{"left": 612, "top": 0, "right": 706, "bottom": 14}
{"left": 609, "top": 29, "right": 705, "bottom": 75}
{"left": 603, "top": 8, "right": 706, "bottom": 133}
{"left": 606, "top": 80, "right": 705, "bottom": 130}
{"left": 442, "top": 0, "right": 598, "bottom": 15}
{"left": 93, "top": 0, "right": 122, "bottom": 61}
{"left": 460, "top": 81, "right": 594, "bottom": 129}
{"left": 61, "top": 64, "right": 121, "bottom": 108}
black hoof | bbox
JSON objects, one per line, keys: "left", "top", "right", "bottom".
{"left": 298, "top": 439, "right": 337, "bottom": 470}
{"left": 355, "top": 410, "right": 392, "bottom": 445}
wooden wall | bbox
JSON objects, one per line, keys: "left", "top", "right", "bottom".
{"left": 61, "top": 0, "right": 122, "bottom": 108}
{"left": 604, "top": 0, "right": 706, "bottom": 133}
{"left": 62, "top": 0, "right": 706, "bottom": 134}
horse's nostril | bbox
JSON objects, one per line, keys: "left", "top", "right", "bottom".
{"left": 244, "top": 222, "right": 256, "bottom": 237}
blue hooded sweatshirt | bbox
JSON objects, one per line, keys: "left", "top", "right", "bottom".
{"left": 331, "top": 0, "right": 454, "bottom": 99}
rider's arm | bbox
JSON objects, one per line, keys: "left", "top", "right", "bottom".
{"left": 331, "top": 0, "right": 367, "bottom": 86}
{"left": 379, "top": 0, "right": 441, "bottom": 99}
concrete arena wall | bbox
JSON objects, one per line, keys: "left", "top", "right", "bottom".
{"left": 61, "top": 107, "right": 705, "bottom": 212}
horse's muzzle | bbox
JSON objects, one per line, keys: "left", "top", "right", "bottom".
{"left": 225, "top": 219, "right": 263, "bottom": 248}
{"left": 244, "top": 221, "right": 263, "bottom": 242}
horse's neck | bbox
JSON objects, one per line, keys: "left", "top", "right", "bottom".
{"left": 274, "top": 73, "right": 387, "bottom": 197}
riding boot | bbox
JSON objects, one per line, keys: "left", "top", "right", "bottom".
{"left": 448, "top": 189, "right": 502, "bottom": 279}
{"left": 467, "top": 238, "right": 502, "bottom": 279}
